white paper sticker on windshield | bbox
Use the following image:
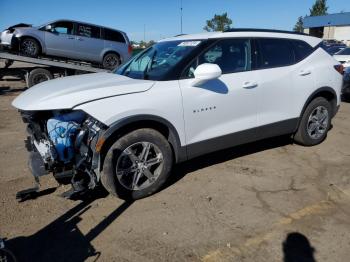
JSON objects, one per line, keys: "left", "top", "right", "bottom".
{"left": 178, "top": 41, "right": 201, "bottom": 47}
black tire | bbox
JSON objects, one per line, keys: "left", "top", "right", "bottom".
{"left": 20, "top": 37, "right": 40, "bottom": 57}
{"left": 294, "top": 97, "right": 332, "bottom": 146}
{"left": 102, "top": 52, "right": 120, "bottom": 70}
{"left": 101, "top": 128, "right": 173, "bottom": 200}
{"left": 0, "top": 248, "right": 17, "bottom": 262}
{"left": 27, "top": 68, "right": 53, "bottom": 87}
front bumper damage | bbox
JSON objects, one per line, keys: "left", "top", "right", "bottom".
{"left": 16, "top": 110, "right": 107, "bottom": 201}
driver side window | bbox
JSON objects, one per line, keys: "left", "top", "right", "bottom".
{"left": 185, "top": 38, "right": 252, "bottom": 78}
{"left": 50, "top": 21, "right": 74, "bottom": 35}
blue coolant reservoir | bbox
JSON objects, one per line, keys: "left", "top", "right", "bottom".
{"left": 47, "top": 111, "right": 85, "bottom": 163}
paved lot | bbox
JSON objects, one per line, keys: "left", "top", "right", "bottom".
{"left": 1, "top": 61, "right": 350, "bottom": 261}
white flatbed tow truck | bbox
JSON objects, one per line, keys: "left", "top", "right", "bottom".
{"left": 0, "top": 51, "right": 109, "bottom": 87}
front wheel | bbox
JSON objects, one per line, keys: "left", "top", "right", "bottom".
{"left": 101, "top": 128, "right": 173, "bottom": 200}
{"left": 20, "top": 38, "right": 40, "bottom": 57}
{"left": 294, "top": 97, "right": 332, "bottom": 146}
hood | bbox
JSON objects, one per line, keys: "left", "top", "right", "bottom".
{"left": 6, "top": 23, "right": 32, "bottom": 31}
{"left": 12, "top": 72, "right": 155, "bottom": 111}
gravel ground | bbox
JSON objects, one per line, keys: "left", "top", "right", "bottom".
{"left": 1, "top": 61, "right": 350, "bottom": 262}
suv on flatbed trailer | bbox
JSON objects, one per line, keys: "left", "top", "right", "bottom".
{"left": 12, "top": 29, "right": 343, "bottom": 200}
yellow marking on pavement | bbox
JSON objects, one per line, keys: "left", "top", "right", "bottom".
{"left": 202, "top": 250, "right": 223, "bottom": 262}
{"left": 201, "top": 200, "right": 334, "bottom": 262}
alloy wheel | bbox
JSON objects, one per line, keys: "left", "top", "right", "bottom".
{"left": 116, "top": 142, "right": 164, "bottom": 191}
{"left": 307, "top": 106, "right": 329, "bottom": 139}
{"left": 22, "top": 39, "right": 38, "bottom": 56}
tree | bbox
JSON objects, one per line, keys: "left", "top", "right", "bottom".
{"left": 309, "top": 0, "right": 328, "bottom": 16}
{"left": 147, "top": 40, "right": 156, "bottom": 47}
{"left": 203, "top": 12, "right": 232, "bottom": 32}
{"left": 293, "top": 16, "right": 304, "bottom": 32}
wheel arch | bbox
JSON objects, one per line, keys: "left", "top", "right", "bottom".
{"left": 98, "top": 115, "right": 186, "bottom": 171}
{"left": 16, "top": 35, "right": 44, "bottom": 54}
{"left": 296, "top": 86, "right": 338, "bottom": 131}
{"left": 102, "top": 50, "right": 121, "bottom": 62}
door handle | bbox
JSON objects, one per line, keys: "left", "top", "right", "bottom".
{"left": 242, "top": 81, "right": 258, "bottom": 89}
{"left": 77, "top": 37, "right": 84, "bottom": 41}
{"left": 299, "top": 70, "right": 311, "bottom": 76}
{"left": 67, "top": 36, "right": 75, "bottom": 39}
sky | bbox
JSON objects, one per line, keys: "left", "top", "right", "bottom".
{"left": 0, "top": 0, "right": 348, "bottom": 42}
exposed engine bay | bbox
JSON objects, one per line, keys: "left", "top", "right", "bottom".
{"left": 18, "top": 110, "right": 107, "bottom": 200}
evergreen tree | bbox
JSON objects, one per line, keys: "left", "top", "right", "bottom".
{"left": 293, "top": 16, "right": 304, "bottom": 32}
{"left": 309, "top": 0, "right": 328, "bottom": 16}
{"left": 204, "top": 13, "right": 233, "bottom": 32}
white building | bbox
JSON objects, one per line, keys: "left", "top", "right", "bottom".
{"left": 303, "top": 12, "right": 350, "bottom": 46}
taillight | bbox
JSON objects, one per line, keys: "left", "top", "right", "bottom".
{"left": 128, "top": 44, "right": 133, "bottom": 54}
{"left": 334, "top": 64, "right": 344, "bottom": 75}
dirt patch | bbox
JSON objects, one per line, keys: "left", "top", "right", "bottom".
{"left": 1, "top": 67, "right": 350, "bottom": 261}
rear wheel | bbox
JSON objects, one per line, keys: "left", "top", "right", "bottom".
{"left": 20, "top": 37, "right": 40, "bottom": 57}
{"left": 101, "top": 128, "right": 173, "bottom": 200}
{"left": 294, "top": 97, "right": 332, "bottom": 146}
{"left": 102, "top": 52, "right": 120, "bottom": 70}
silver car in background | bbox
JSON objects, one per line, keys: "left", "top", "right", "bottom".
{"left": 0, "top": 19, "right": 132, "bottom": 69}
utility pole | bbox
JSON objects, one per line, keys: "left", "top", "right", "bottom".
{"left": 180, "top": 0, "right": 183, "bottom": 34}
{"left": 143, "top": 24, "right": 146, "bottom": 42}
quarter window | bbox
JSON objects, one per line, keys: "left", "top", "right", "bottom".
{"left": 291, "top": 40, "right": 313, "bottom": 62}
{"left": 257, "top": 38, "right": 294, "bottom": 68}
{"left": 77, "top": 23, "right": 101, "bottom": 38}
{"left": 185, "top": 38, "right": 252, "bottom": 77}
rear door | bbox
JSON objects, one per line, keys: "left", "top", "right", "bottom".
{"left": 44, "top": 21, "right": 76, "bottom": 58}
{"left": 103, "top": 28, "right": 128, "bottom": 62}
{"left": 254, "top": 38, "right": 297, "bottom": 134}
{"left": 74, "top": 23, "right": 104, "bottom": 62}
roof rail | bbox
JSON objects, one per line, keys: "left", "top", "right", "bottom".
{"left": 224, "top": 28, "right": 307, "bottom": 36}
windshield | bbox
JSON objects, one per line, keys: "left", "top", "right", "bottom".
{"left": 116, "top": 40, "right": 201, "bottom": 80}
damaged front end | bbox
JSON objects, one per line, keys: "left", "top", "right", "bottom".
{"left": 17, "top": 110, "right": 107, "bottom": 200}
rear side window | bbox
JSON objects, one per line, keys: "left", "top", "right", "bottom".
{"left": 103, "top": 29, "right": 126, "bottom": 43}
{"left": 291, "top": 40, "right": 314, "bottom": 62}
{"left": 77, "top": 23, "right": 101, "bottom": 38}
{"left": 257, "top": 38, "right": 294, "bottom": 69}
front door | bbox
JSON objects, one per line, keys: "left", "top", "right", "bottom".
{"left": 179, "top": 38, "right": 259, "bottom": 158}
{"left": 44, "top": 21, "right": 76, "bottom": 58}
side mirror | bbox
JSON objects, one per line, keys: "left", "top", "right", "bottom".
{"left": 192, "top": 63, "right": 222, "bottom": 86}
{"left": 45, "top": 25, "right": 52, "bottom": 31}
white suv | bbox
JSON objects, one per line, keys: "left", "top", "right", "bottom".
{"left": 12, "top": 29, "right": 343, "bottom": 200}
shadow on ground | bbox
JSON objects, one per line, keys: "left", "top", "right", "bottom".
{"left": 0, "top": 86, "right": 27, "bottom": 95}
{"left": 283, "top": 232, "right": 316, "bottom": 262}
{"left": 168, "top": 135, "right": 293, "bottom": 188}
{"left": 341, "top": 94, "right": 350, "bottom": 103}
{"left": 6, "top": 189, "right": 134, "bottom": 261}
{"left": 5, "top": 135, "right": 293, "bottom": 261}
